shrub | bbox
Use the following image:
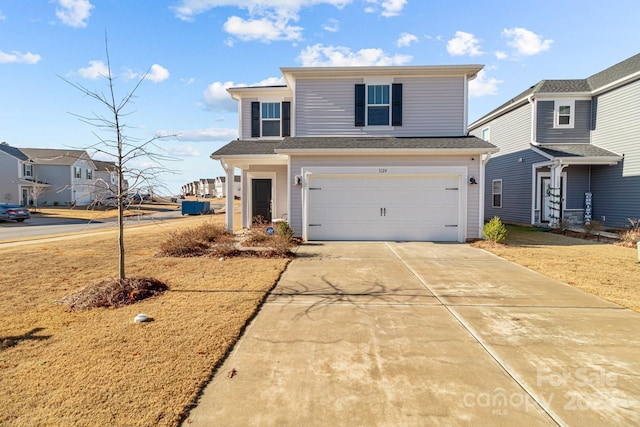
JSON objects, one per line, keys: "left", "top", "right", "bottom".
{"left": 583, "top": 219, "right": 602, "bottom": 237}
{"left": 60, "top": 277, "right": 169, "bottom": 310}
{"left": 193, "top": 222, "right": 228, "bottom": 243}
{"left": 483, "top": 216, "right": 507, "bottom": 243}
{"left": 620, "top": 218, "right": 640, "bottom": 247}
{"left": 159, "top": 230, "right": 209, "bottom": 257}
{"left": 276, "top": 221, "right": 294, "bottom": 239}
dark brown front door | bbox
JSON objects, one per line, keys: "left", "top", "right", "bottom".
{"left": 252, "top": 179, "right": 272, "bottom": 223}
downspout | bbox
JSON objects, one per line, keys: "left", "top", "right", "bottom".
{"left": 527, "top": 94, "right": 538, "bottom": 145}
{"left": 479, "top": 151, "right": 492, "bottom": 237}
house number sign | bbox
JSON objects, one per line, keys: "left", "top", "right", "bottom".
{"left": 378, "top": 168, "right": 388, "bottom": 173}
{"left": 584, "top": 192, "right": 592, "bottom": 225}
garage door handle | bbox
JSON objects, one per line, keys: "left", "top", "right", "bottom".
{"left": 445, "top": 225, "right": 458, "bottom": 227}
{"left": 383, "top": 207, "right": 386, "bottom": 216}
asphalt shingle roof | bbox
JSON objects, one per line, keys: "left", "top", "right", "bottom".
{"left": 20, "top": 148, "right": 88, "bottom": 166}
{"left": 211, "top": 137, "right": 496, "bottom": 157}
{"left": 536, "top": 144, "right": 621, "bottom": 158}
{"left": 0, "top": 143, "right": 29, "bottom": 161}
{"left": 470, "top": 52, "right": 640, "bottom": 129}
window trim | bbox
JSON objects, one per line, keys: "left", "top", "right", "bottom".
{"left": 23, "top": 163, "right": 33, "bottom": 178}
{"left": 251, "top": 100, "right": 290, "bottom": 139}
{"left": 554, "top": 100, "right": 575, "bottom": 129}
{"left": 481, "top": 127, "right": 490, "bottom": 142}
{"left": 86, "top": 169, "right": 93, "bottom": 180}
{"left": 492, "top": 179, "right": 502, "bottom": 208}
{"left": 260, "top": 101, "right": 281, "bottom": 138}
{"left": 74, "top": 166, "right": 82, "bottom": 179}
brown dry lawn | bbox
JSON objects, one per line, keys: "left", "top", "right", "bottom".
{"left": 0, "top": 213, "right": 288, "bottom": 426}
{"left": 473, "top": 225, "right": 640, "bottom": 312}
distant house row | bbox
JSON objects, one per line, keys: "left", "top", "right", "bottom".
{"left": 0, "top": 142, "right": 127, "bottom": 207}
{"left": 180, "top": 176, "right": 241, "bottom": 199}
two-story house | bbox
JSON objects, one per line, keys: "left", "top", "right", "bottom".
{"left": 214, "top": 176, "right": 241, "bottom": 199}
{"left": 0, "top": 142, "right": 49, "bottom": 205}
{"left": 211, "top": 65, "right": 498, "bottom": 242}
{"left": 469, "top": 53, "right": 639, "bottom": 229}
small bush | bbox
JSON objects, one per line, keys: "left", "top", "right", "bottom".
{"left": 159, "top": 229, "right": 210, "bottom": 257}
{"left": 620, "top": 218, "right": 640, "bottom": 247}
{"left": 193, "top": 222, "right": 228, "bottom": 243}
{"left": 60, "top": 277, "right": 169, "bottom": 310}
{"left": 483, "top": 216, "right": 507, "bottom": 243}
{"left": 276, "top": 221, "right": 294, "bottom": 239}
{"left": 583, "top": 220, "right": 602, "bottom": 237}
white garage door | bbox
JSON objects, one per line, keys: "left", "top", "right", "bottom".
{"left": 307, "top": 174, "right": 461, "bottom": 241}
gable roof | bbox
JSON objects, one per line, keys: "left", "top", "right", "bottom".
{"left": 532, "top": 144, "right": 622, "bottom": 165}
{"left": 20, "top": 148, "right": 93, "bottom": 167}
{"left": 0, "top": 143, "right": 29, "bottom": 161}
{"left": 93, "top": 160, "right": 117, "bottom": 172}
{"left": 470, "top": 52, "right": 640, "bottom": 130}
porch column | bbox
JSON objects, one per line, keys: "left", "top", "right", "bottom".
{"left": 549, "top": 162, "right": 567, "bottom": 227}
{"left": 225, "top": 163, "right": 235, "bottom": 233}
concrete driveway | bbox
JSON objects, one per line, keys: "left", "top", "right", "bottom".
{"left": 185, "top": 242, "right": 640, "bottom": 426}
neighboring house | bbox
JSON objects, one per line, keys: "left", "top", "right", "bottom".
{"left": 214, "top": 176, "right": 241, "bottom": 199}
{"left": 469, "top": 53, "right": 639, "bottom": 228}
{"left": 18, "top": 148, "right": 97, "bottom": 206}
{"left": 198, "top": 178, "right": 217, "bottom": 197}
{"left": 93, "top": 160, "right": 129, "bottom": 200}
{"left": 211, "top": 64, "right": 497, "bottom": 242}
{"left": 0, "top": 142, "right": 50, "bottom": 205}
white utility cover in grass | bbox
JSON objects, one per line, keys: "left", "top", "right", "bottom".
{"left": 307, "top": 174, "right": 461, "bottom": 241}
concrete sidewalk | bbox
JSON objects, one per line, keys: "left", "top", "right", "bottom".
{"left": 184, "top": 242, "right": 640, "bottom": 426}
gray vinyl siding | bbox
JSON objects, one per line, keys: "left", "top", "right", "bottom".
{"left": 591, "top": 79, "right": 640, "bottom": 177}
{"left": 564, "top": 165, "right": 591, "bottom": 210}
{"left": 295, "top": 76, "right": 466, "bottom": 137}
{"left": 289, "top": 155, "right": 481, "bottom": 239}
{"left": 470, "top": 103, "right": 532, "bottom": 156}
{"left": 484, "top": 149, "right": 548, "bottom": 224}
{"left": 35, "top": 165, "right": 72, "bottom": 205}
{"left": 0, "top": 153, "right": 19, "bottom": 203}
{"left": 536, "top": 100, "right": 591, "bottom": 143}
{"left": 590, "top": 162, "right": 640, "bottom": 227}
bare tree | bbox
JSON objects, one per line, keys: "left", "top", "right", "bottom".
{"left": 60, "top": 35, "right": 176, "bottom": 280}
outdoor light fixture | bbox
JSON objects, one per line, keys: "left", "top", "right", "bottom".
{"left": 469, "top": 177, "right": 478, "bottom": 184}
{"left": 295, "top": 175, "right": 302, "bottom": 186}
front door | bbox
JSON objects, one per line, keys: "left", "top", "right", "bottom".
{"left": 21, "top": 188, "right": 29, "bottom": 206}
{"left": 252, "top": 179, "right": 272, "bottom": 223}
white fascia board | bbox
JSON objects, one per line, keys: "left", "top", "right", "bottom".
{"left": 210, "top": 154, "right": 288, "bottom": 164}
{"left": 281, "top": 64, "right": 484, "bottom": 81}
{"left": 227, "top": 86, "right": 291, "bottom": 100}
{"left": 552, "top": 157, "right": 622, "bottom": 165}
{"left": 530, "top": 146, "right": 554, "bottom": 160}
{"left": 534, "top": 93, "right": 591, "bottom": 100}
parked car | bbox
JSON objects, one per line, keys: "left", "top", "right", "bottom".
{"left": 0, "top": 203, "right": 31, "bottom": 222}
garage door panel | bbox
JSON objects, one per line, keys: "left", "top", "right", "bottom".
{"left": 307, "top": 175, "right": 461, "bottom": 242}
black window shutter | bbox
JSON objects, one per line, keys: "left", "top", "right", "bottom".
{"left": 282, "top": 101, "right": 291, "bottom": 137}
{"left": 392, "top": 83, "right": 402, "bottom": 126}
{"left": 354, "top": 84, "right": 365, "bottom": 127}
{"left": 251, "top": 102, "right": 260, "bottom": 137}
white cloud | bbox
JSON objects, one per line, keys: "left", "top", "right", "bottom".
{"left": 0, "top": 50, "right": 41, "bottom": 64}
{"left": 223, "top": 15, "right": 303, "bottom": 42}
{"left": 164, "top": 145, "right": 201, "bottom": 157}
{"left": 172, "top": 0, "right": 351, "bottom": 21}
{"left": 502, "top": 27, "right": 553, "bottom": 56}
{"left": 145, "top": 64, "right": 170, "bottom": 83}
{"left": 202, "top": 77, "right": 284, "bottom": 110}
{"left": 55, "top": 0, "right": 94, "bottom": 28}
{"left": 396, "top": 32, "right": 418, "bottom": 47}
{"left": 157, "top": 127, "right": 238, "bottom": 142}
{"left": 447, "top": 31, "right": 483, "bottom": 57}
{"left": 77, "top": 60, "right": 109, "bottom": 79}
{"left": 363, "top": 0, "right": 406, "bottom": 16}
{"left": 468, "top": 70, "right": 502, "bottom": 98}
{"left": 323, "top": 18, "right": 339, "bottom": 32}
{"left": 495, "top": 51, "right": 508, "bottom": 60}
{"left": 298, "top": 43, "right": 412, "bottom": 66}
{"left": 0, "top": 11, "right": 6, "bottom": 20}
{"left": 172, "top": 0, "right": 351, "bottom": 42}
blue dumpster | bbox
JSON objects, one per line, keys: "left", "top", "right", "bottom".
{"left": 181, "top": 201, "right": 211, "bottom": 215}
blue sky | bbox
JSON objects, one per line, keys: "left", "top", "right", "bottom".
{"left": 1, "top": 0, "right": 639, "bottom": 194}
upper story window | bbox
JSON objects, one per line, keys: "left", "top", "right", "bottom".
{"left": 86, "top": 169, "right": 93, "bottom": 180}
{"left": 23, "top": 163, "right": 33, "bottom": 178}
{"left": 554, "top": 100, "right": 575, "bottom": 128}
{"left": 367, "top": 85, "right": 390, "bottom": 126}
{"left": 481, "top": 127, "right": 490, "bottom": 142}
{"left": 251, "top": 101, "right": 291, "bottom": 138}
{"left": 74, "top": 166, "right": 82, "bottom": 179}
{"left": 355, "top": 82, "right": 402, "bottom": 128}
